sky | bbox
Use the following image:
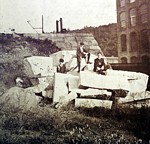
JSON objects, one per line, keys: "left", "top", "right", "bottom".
{"left": 0, "top": 0, "right": 117, "bottom": 33}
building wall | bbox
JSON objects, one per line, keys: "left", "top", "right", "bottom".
{"left": 116, "top": 0, "right": 150, "bottom": 63}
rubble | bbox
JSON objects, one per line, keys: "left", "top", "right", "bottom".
{"left": 0, "top": 87, "right": 40, "bottom": 110}
{"left": 55, "top": 91, "right": 77, "bottom": 108}
{"left": 117, "top": 91, "right": 150, "bottom": 109}
{"left": 121, "top": 98, "right": 150, "bottom": 108}
{"left": 30, "top": 76, "right": 54, "bottom": 98}
{"left": 118, "top": 91, "right": 145, "bottom": 104}
{"left": 75, "top": 98, "right": 113, "bottom": 109}
{"left": 22, "top": 52, "right": 149, "bottom": 109}
{"left": 15, "top": 77, "right": 23, "bottom": 87}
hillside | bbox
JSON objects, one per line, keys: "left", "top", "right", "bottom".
{"left": 0, "top": 33, "right": 60, "bottom": 92}
{"left": 0, "top": 33, "right": 150, "bottom": 143}
{"left": 71, "top": 23, "right": 118, "bottom": 57}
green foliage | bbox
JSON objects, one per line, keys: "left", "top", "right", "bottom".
{"left": 72, "top": 23, "right": 118, "bottom": 57}
{"left": 0, "top": 34, "right": 13, "bottom": 46}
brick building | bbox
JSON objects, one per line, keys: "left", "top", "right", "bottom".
{"left": 116, "top": 0, "right": 150, "bottom": 63}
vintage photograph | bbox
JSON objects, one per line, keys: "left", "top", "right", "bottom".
{"left": 0, "top": 0, "right": 150, "bottom": 143}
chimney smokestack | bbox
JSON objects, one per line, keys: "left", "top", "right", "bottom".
{"left": 56, "top": 20, "right": 59, "bottom": 33}
{"left": 60, "top": 18, "right": 63, "bottom": 32}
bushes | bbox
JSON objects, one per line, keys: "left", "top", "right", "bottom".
{"left": 0, "top": 61, "right": 27, "bottom": 88}
{"left": 25, "top": 37, "right": 61, "bottom": 56}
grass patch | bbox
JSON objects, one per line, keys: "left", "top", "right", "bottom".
{"left": 0, "top": 103, "right": 150, "bottom": 143}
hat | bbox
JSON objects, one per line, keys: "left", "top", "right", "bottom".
{"left": 59, "top": 58, "right": 64, "bottom": 63}
{"left": 80, "top": 42, "right": 84, "bottom": 45}
{"left": 97, "top": 51, "right": 102, "bottom": 55}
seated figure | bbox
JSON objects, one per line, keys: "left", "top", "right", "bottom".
{"left": 57, "top": 58, "right": 67, "bottom": 73}
{"left": 93, "top": 52, "right": 112, "bottom": 75}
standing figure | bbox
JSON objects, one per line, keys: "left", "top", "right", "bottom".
{"left": 76, "top": 42, "right": 91, "bottom": 73}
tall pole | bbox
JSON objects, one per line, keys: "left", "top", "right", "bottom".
{"left": 42, "top": 15, "right": 44, "bottom": 33}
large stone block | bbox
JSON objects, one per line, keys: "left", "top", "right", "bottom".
{"left": 78, "top": 88, "right": 111, "bottom": 96}
{"left": 38, "top": 76, "right": 54, "bottom": 87}
{"left": 67, "top": 76, "right": 79, "bottom": 91}
{"left": 53, "top": 73, "right": 69, "bottom": 103}
{"left": 56, "top": 91, "right": 77, "bottom": 108}
{"left": 42, "top": 90, "right": 53, "bottom": 98}
{"left": 118, "top": 91, "right": 150, "bottom": 104}
{"left": 53, "top": 73, "right": 79, "bottom": 103}
{"left": 50, "top": 50, "right": 76, "bottom": 67}
{"left": 65, "top": 53, "right": 97, "bottom": 72}
{"left": 0, "top": 87, "right": 39, "bottom": 110}
{"left": 23, "top": 59, "right": 35, "bottom": 77}
{"left": 66, "top": 57, "right": 77, "bottom": 71}
{"left": 106, "top": 69, "right": 148, "bottom": 79}
{"left": 122, "top": 99, "right": 150, "bottom": 108}
{"left": 79, "top": 71, "right": 130, "bottom": 91}
{"left": 29, "top": 76, "right": 54, "bottom": 97}
{"left": 68, "top": 58, "right": 87, "bottom": 72}
{"left": 75, "top": 98, "right": 113, "bottom": 109}
{"left": 72, "top": 88, "right": 111, "bottom": 100}
{"left": 106, "top": 70, "right": 149, "bottom": 93}
{"left": 31, "top": 83, "right": 49, "bottom": 93}
{"left": 128, "top": 78, "right": 148, "bottom": 92}
{"left": 26, "top": 56, "right": 53, "bottom": 76}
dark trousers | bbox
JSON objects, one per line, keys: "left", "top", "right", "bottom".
{"left": 77, "top": 53, "right": 90, "bottom": 72}
{"left": 82, "top": 53, "right": 90, "bottom": 63}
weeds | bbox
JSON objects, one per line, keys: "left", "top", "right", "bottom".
{"left": 0, "top": 103, "right": 150, "bottom": 143}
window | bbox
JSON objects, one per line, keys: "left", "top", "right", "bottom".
{"left": 121, "top": 34, "right": 127, "bottom": 51}
{"left": 140, "top": 4, "right": 148, "bottom": 23}
{"left": 120, "top": 12, "right": 126, "bottom": 28}
{"left": 131, "top": 56, "right": 138, "bottom": 63}
{"left": 121, "top": 57, "right": 128, "bottom": 63}
{"left": 120, "top": 0, "right": 125, "bottom": 7}
{"left": 130, "top": 32, "right": 138, "bottom": 51}
{"left": 129, "top": 8, "right": 136, "bottom": 26}
{"left": 141, "top": 55, "right": 149, "bottom": 63}
{"left": 141, "top": 30, "right": 149, "bottom": 50}
{"left": 130, "top": 0, "right": 136, "bottom": 3}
